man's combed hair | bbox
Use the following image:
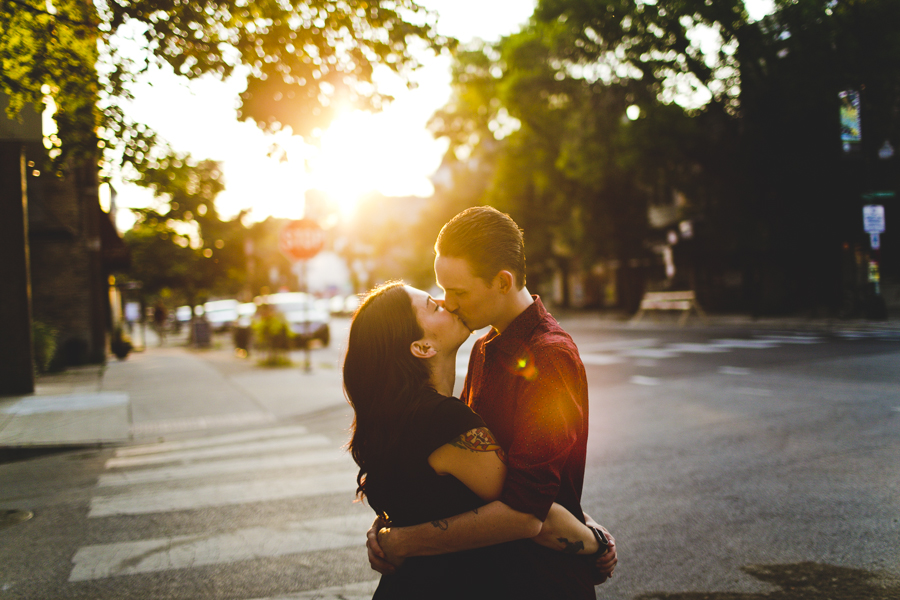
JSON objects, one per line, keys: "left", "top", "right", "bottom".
{"left": 435, "top": 206, "right": 526, "bottom": 289}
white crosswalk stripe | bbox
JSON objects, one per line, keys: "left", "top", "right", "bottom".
{"left": 72, "top": 424, "right": 373, "bottom": 594}
{"left": 105, "top": 434, "right": 332, "bottom": 469}
{"left": 70, "top": 513, "right": 373, "bottom": 582}
{"left": 89, "top": 469, "right": 358, "bottom": 517}
{"left": 576, "top": 329, "right": 900, "bottom": 386}
{"left": 113, "top": 425, "right": 315, "bottom": 457}
{"left": 578, "top": 333, "right": 828, "bottom": 379}
{"left": 98, "top": 447, "right": 352, "bottom": 487}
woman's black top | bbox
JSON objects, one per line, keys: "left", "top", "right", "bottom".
{"left": 366, "top": 389, "right": 513, "bottom": 599}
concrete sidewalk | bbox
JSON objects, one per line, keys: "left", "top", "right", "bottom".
{"left": 0, "top": 342, "right": 348, "bottom": 449}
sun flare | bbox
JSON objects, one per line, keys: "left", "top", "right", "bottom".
{"left": 305, "top": 107, "right": 444, "bottom": 217}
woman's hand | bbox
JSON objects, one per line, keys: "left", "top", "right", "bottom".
{"left": 584, "top": 518, "right": 617, "bottom": 584}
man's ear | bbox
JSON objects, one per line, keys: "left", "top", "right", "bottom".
{"left": 410, "top": 339, "right": 436, "bottom": 359}
{"left": 495, "top": 270, "right": 515, "bottom": 294}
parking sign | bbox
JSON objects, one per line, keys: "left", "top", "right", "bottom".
{"left": 863, "top": 205, "right": 885, "bottom": 234}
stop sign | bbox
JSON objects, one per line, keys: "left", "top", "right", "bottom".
{"left": 279, "top": 219, "right": 326, "bottom": 261}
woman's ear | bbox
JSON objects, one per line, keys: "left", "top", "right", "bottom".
{"left": 410, "top": 339, "right": 437, "bottom": 359}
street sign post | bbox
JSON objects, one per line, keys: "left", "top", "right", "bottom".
{"left": 279, "top": 219, "right": 326, "bottom": 372}
{"left": 870, "top": 233, "right": 881, "bottom": 250}
{"left": 862, "top": 205, "right": 885, "bottom": 234}
{"left": 279, "top": 219, "right": 326, "bottom": 262}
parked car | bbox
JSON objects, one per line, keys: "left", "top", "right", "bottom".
{"left": 203, "top": 299, "right": 239, "bottom": 332}
{"left": 258, "top": 292, "right": 330, "bottom": 347}
{"left": 175, "top": 305, "right": 195, "bottom": 324}
{"left": 234, "top": 302, "right": 257, "bottom": 328}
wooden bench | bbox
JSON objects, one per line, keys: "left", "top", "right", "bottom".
{"left": 631, "top": 291, "right": 706, "bottom": 326}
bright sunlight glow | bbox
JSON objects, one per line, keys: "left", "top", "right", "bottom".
{"left": 305, "top": 106, "right": 447, "bottom": 217}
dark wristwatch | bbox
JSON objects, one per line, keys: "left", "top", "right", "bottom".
{"left": 588, "top": 524, "right": 610, "bottom": 556}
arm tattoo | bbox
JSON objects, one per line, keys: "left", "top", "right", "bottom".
{"left": 431, "top": 519, "right": 449, "bottom": 530}
{"left": 450, "top": 427, "right": 507, "bottom": 463}
{"left": 557, "top": 537, "right": 585, "bottom": 555}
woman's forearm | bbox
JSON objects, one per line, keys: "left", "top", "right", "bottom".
{"left": 532, "top": 503, "right": 600, "bottom": 554}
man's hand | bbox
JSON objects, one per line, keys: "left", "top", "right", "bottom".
{"left": 366, "top": 516, "right": 396, "bottom": 575}
{"left": 376, "top": 527, "right": 406, "bottom": 569}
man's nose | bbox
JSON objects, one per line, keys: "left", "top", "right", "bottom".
{"left": 437, "top": 297, "right": 457, "bottom": 313}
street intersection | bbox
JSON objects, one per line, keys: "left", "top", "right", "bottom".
{"left": 1, "top": 316, "right": 898, "bottom": 599}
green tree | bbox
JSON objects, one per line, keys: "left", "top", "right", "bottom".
{"left": 124, "top": 153, "right": 247, "bottom": 306}
{"left": 429, "top": 23, "right": 730, "bottom": 306}
{"left": 430, "top": 0, "right": 900, "bottom": 313}
{"left": 2, "top": 0, "right": 454, "bottom": 174}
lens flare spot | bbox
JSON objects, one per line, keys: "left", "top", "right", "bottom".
{"left": 508, "top": 350, "right": 538, "bottom": 381}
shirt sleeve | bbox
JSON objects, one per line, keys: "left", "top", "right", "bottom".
{"left": 418, "top": 395, "right": 487, "bottom": 459}
{"left": 500, "top": 342, "right": 587, "bottom": 521}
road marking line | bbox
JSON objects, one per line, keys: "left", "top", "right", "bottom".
{"left": 666, "top": 343, "right": 730, "bottom": 353}
{"left": 712, "top": 339, "right": 780, "bottom": 349}
{"left": 755, "top": 335, "right": 822, "bottom": 344}
{"left": 89, "top": 470, "right": 358, "bottom": 517}
{"left": 719, "top": 366, "right": 751, "bottom": 375}
{"left": 69, "top": 512, "right": 373, "bottom": 582}
{"left": 98, "top": 448, "right": 354, "bottom": 487}
{"left": 1, "top": 393, "right": 128, "bottom": 415}
{"left": 622, "top": 349, "right": 680, "bottom": 359}
{"left": 630, "top": 376, "right": 661, "bottom": 386}
{"left": 114, "top": 425, "right": 311, "bottom": 457}
{"left": 580, "top": 354, "right": 625, "bottom": 366}
{"left": 634, "top": 359, "right": 658, "bottom": 368}
{"left": 131, "top": 412, "right": 276, "bottom": 436}
{"left": 578, "top": 339, "right": 660, "bottom": 352}
{"left": 106, "top": 435, "right": 332, "bottom": 469}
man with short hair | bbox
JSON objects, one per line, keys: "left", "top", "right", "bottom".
{"left": 367, "top": 206, "right": 617, "bottom": 598}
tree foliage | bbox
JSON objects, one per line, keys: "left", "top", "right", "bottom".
{"left": 124, "top": 153, "right": 246, "bottom": 304}
{"left": 2, "top": 0, "right": 453, "bottom": 172}
{"left": 429, "top": 0, "right": 899, "bottom": 312}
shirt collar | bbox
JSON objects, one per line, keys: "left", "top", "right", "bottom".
{"left": 483, "top": 295, "right": 547, "bottom": 356}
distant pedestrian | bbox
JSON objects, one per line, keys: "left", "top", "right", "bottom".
{"left": 153, "top": 300, "right": 168, "bottom": 346}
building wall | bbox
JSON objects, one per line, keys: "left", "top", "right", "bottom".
{"left": 27, "top": 155, "right": 108, "bottom": 366}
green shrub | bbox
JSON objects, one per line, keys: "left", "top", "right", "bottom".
{"left": 32, "top": 321, "right": 58, "bottom": 374}
{"left": 252, "top": 307, "right": 294, "bottom": 366}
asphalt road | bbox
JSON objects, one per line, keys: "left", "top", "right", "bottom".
{"left": 1, "top": 318, "right": 898, "bottom": 599}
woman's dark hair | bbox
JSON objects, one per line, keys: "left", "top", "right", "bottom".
{"left": 344, "top": 281, "right": 432, "bottom": 508}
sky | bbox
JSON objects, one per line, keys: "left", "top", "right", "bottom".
{"left": 109, "top": 0, "right": 774, "bottom": 231}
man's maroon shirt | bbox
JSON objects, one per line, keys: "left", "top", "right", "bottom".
{"left": 460, "top": 296, "right": 593, "bottom": 598}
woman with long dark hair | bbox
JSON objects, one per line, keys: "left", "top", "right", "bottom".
{"left": 344, "top": 282, "right": 604, "bottom": 597}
